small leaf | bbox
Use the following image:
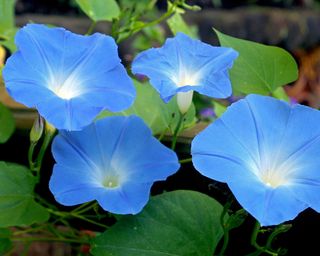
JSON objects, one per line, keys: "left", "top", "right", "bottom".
{"left": 76, "top": 0, "right": 120, "bottom": 22}
{"left": 98, "top": 80, "right": 196, "bottom": 135}
{"left": 167, "top": 12, "right": 198, "bottom": 38}
{"left": 225, "top": 209, "right": 248, "bottom": 231}
{"left": 214, "top": 29, "right": 298, "bottom": 95}
{"left": 91, "top": 190, "right": 226, "bottom": 256}
{"left": 212, "top": 101, "right": 227, "bottom": 118}
{"left": 0, "top": 162, "right": 50, "bottom": 227}
{"left": 0, "top": 102, "right": 15, "bottom": 143}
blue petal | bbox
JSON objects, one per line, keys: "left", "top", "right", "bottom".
{"left": 290, "top": 178, "right": 320, "bottom": 212}
{"left": 97, "top": 183, "right": 153, "bottom": 214}
{"left": 132, "top": 32, "right": 238, "bottom": 102}
{"left": 192, "top": 94, "right": 320, "bottom": 226}
{"left": 192, "top": 98, "right": 262, "bottom": 182}
{"left": 49, "top": 165, "right": 102, "bottom": 206}
{"left": 3, "top": 24, "right": 135, "bottom": 130}
{"left": 228, "top": 178, "right": 308, "bottom": 226}
{"left": 49, "top": 115, "right": 180, "bottom": 214}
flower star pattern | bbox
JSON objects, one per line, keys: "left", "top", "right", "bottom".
{"left": 131, "top": 32, "right": 238, "bottom": 113}
{"left": 49, "top": 115, "right": 180, "bottom": 214}
{"left": 3, "top": 24, "right": 135, "bottom": 130}
{"left": 192, "top": 94, "right": 320, "bottom": 226}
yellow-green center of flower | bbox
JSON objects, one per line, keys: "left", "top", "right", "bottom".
{"left": 260, "top": 169, "right": 289, "bottom": 188}
{"left": 102, "top": 175, "right": 120, "bottom": 188}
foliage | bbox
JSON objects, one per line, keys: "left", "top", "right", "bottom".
{"left": 0, "top": 1, "right": 310, "bottom": 256}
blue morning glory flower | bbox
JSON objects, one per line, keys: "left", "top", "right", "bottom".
{"left": 131, "top": 32, "right": 238, "bottom": 113}
{"left": 192, "top": 94, "right": 320, "bottom": 226}
{"left": 49, "top": 115, "right": 180, "bottom": 214}
{"left": 3, "top": 24, "right": 135, "bottom": 130}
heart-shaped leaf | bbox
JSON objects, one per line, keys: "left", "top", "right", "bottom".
{"left": 0, "top": 162, "right": 50, "bottom": 227}
{"left": 91, "top": 190, "right": 226, "bottom": 256}
{"left": 214, "top": 29, "right": 298, "bottom": 95}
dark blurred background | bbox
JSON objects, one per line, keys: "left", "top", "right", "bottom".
{"left": 4, "top": 1, "right": 320, "bottom": 255}
{"left": 13, "top": 0, "right": 320, "bottom": 14}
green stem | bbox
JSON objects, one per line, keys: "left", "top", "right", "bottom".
{"left": 179, "top": 158, "right": 192, "bottom": 164}
{"left": 86, "top": 21, "right": 97, "bottom": 35}
{"left": 32, "top": 121, "right": 56, "bottom": 182}
{"left": 217, "top": 199, "right": 233, "bottom": 256}
{"left": 171, "top": 113, "right": 184, "bottom": 150}
{"left": 265, "top": 224, "right": 291, "bottom": 252}
{"left": 28, "top": 142, "right": 37, "bottom": 172}
{"left": 116, "top": 1, "right": 179, "bottom": 43}
{"left": 250, "top": 221, "right": 278, "bottom": 256}
{"left": 71, "top": 202, "right": 97, "bottom": 215}
{"left": 70, "top": 213, "right": 109, "bottom": 229}
{"left": 48, "top": 209, "right": 108, "bottom": 229}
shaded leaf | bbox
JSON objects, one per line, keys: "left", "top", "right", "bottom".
{"left": 0, "top": 228, "right": 12, "bottom": 254}
{"left": 91, "top": 190, "right": 226, "bottom": 256}
{"left": 76, "top": 0, "right": 120, "bottom": 22}
{"left": 119, "top": 0, "right": 156, "bottom": 16}
{"left": 214, "top": 29, "right": 298, "bottom": 95}
{"left": 0, "top": 162, "right": 50, "bottom": 227}
{"left": 0, "top": 102, "right": 15, "bottom": 143}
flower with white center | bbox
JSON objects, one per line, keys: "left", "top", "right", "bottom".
{"left": 192, "top": 94, "right": 320, "bottom": 226}
{"left": 131, "top": 32, "right": 238, "bottom": 114}
{"left": 3, "top": 24, "right": 135, "bottom": 130}
{"left": 49, "top": 115, "right": 180, "bottom": 214}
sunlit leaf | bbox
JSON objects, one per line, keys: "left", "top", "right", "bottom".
{"left": 167, "top": 12, "right": 198, "bottom": 38}
{"left": 76, "top": 0, "right": 120, "bottom": 22}
{"left": 214, "top": 29, "right": 298, "bottom": 95}
{"left": 0, "top": 0, "right": 15, "bottom": 34}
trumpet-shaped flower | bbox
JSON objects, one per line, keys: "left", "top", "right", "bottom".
{"left": 192, "top": 94, "right": 320, "bottom": 226}
{"left": 3, "top": 24, "right": 135, "bottom": 130}
{"left": 49, "top": 115, "right": 180, "bottom": 214}
{"left": 131, "top": 32, "right": 238, "bottom": 113}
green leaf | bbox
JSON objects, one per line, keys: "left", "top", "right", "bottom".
{"left": 271, "top": 87, "right": 289, "bottom": 102}
{"left": 0, "top": 0, "right": 17, "bottom": 53}
{"left": 212, "top": 101, "right": 227, "bottom": 118}
{"left": 76, "top": 0, "right": 120, "bottom": 22}
{"left": 0, "top": 0, "right": 15, "bottom": 34}
{"left": 0, "top": 228, "right": 12, "bottom": 254}
{"left": 214, "top": 29, "right": 298, "bottom": 95}
{"left": 0, "top": 102, "right": 15, "bottom": 143}
{"left": 224, "top": 209, "right": 248, "bottom": 231}
{"left": 98, "top": 80, "right": 196, "bottom": 135}
{"left": 0, "top": 27, "right": 17, "bottom": 53}
{"left": 167, "top": 12, "right": 198, "bottom": 38}
{"left": 119, "top": 0, "right": 156, "bottom": 16}
{"left": 0, "top": 162, "right": 50, "bottom": 227}
{"left": 91, "top": 190, "right": 226, "bottom": 256}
